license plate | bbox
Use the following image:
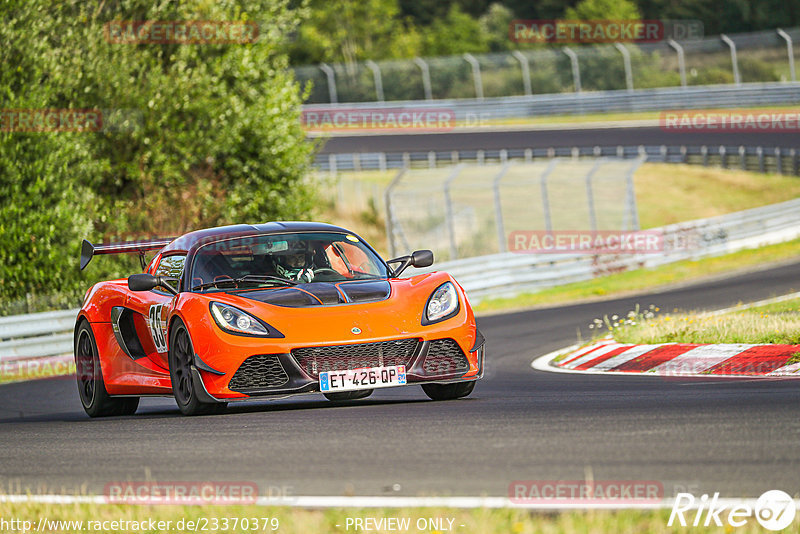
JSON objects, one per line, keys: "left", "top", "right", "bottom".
{"left": 319, "top": 365, "right": 406, "bottom": 392}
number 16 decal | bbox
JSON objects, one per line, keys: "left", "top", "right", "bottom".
{"left": 148, "top": 304, "right": 168, "bottom": 353}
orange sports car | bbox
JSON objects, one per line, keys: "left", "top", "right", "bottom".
{"left": 75, "top": 222, "right": 485, "bottom": 416}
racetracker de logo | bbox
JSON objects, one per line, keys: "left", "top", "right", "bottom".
{"left": 661, "top": 110, "right": 800, "bottom": 133}
{"left": 509, "top": 19, "right": 702, "bottom": 43}
{"left": 301, "top": 108, "right": 455, "bottom": 132}
{"left": 104, "top": 21, "right": 259, "bottom": 44}
{"left": 510, "top": 480, "right": 664, "bottom": 504}
{"left": 104, "top": 481, "right": 259, "bottom": 505}
{"left": 509, "top": 230, "right": 664, "bottom": 255}
{"left": 0, "top": 109, "right": 102, "bottom": 132}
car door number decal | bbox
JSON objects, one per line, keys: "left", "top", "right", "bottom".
{"left": 148, "top": 304, "right": 168, "bottom": 353}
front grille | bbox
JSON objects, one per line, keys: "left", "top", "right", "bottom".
{"left": 228, "top": 355, "right": 289, "bottom": 392}
{"left": 423, "top": 338, "right": 470, "bottom": 375}
{"left": 292, "top": 339, "right": 420, "bottom": 378}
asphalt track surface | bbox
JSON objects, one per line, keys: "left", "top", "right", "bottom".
{"left": 319, "top": 127, "right": 800, "bottom": 154}
{"left": 2, "top": 260, "right": 800, "bottom": 499}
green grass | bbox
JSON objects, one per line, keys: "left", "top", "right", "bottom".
{"left": 0, "top": 502, "right": 781, "bottom": 533}
{"left": 474, "top": 238, "right": 800, "bottom": 314}
{"left": 596, "top": 297, "right": 800, "bottom": 345}
{"left": 0, "top": 359, "right": 74, "bottom": 385}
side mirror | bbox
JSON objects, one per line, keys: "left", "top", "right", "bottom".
{"left": 410, "top": 249, "right": 434, "bottom": 268}
{"left": 128, "top": 273, "right": 179, "bottom": 295}
{"left": 388, "top": 249, "right": 434, "bottom": 277}
{"left": 128, "top": 273, "right": 159, "bottom": 292}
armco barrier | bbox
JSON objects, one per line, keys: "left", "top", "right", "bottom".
{"left": 316, "top": 144, "right": 800, "bottom": 175}
{"left": 417, "top": 197, "right": 800, "bottom": 300}
{"left": 5, "top": 197, "right": 800, "bottom": 359}
{"left": 0, "top": 309, "right": 77, "bottom": 362}
{"left": 303, "top": 82, "right": 800, "bottom": 121}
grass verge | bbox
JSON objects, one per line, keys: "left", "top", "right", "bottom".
{"left": 0, "top": 502, "right": 777, "bottom": 533}
{"left": 474, "top": 238, "right": 800, "bottom": 314}
{"left": 588, "top": 294, "right": 800, "bottom": 345}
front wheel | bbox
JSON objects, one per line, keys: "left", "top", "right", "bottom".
{"left": 421, "top": 381, "right": 475, "bottom": 401}
{"left": 169, "top": 320, "right": 227, "bottom": 416}
{"left": 74, "top": 321, "right": 139, "bottom": 417}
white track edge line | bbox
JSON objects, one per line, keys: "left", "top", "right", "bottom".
{"left": 3, "top": 494, "right": 797, "bottom": 510}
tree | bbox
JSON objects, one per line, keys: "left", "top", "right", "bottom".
{"left": 565, "top": 0, "right": 641, "bottom": 20}
{"left": 0, "top": 0, "right": 315, "bottom": 305}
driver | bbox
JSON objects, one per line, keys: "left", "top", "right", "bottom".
{"left": 273, "top": 243, "right": 315, "bottom": 283}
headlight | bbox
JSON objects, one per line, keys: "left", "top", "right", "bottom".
{"left": 210, "top": 302, "right": 282, "bottom": 337}
{"left": 423, "top": 282, "right": 460, "bottom": 324}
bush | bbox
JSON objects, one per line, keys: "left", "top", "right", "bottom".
{"left": 0, "top": 0, "right": 315, "bottom": 306}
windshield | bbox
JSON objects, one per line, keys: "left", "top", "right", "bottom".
{"left": 189, "top": 232, "right": 389, "bottom": 291}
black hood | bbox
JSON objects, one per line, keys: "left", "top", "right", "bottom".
{"left": 236, "top": 280, "right": 391, "bottom": 308}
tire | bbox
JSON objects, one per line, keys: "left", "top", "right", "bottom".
{"left": 324, "top": 389, "right": 374, "bottom": 401}
{"left": 421, "top": 381, "right": 475, "bottom": 401}
{"left": 74, "top": 321, "right": 139, "bottom": 417}
{"left": 168, "top": 319, "right": 227, "bottom": 416}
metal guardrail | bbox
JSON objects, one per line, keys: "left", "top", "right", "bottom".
{"left": 303, "top": 82, "right": 800, "bottom": 119}
{"left": 5, "top": 196, "right": 800, "bottom": 357}
{"left": 417, "top": 197, "right": 800, "bottom": 300}
{"left": 317, "top": 144, "right": 800, "bottom": 175}
{"left": 0, "top": 309, "right": 77, "bottom": 361}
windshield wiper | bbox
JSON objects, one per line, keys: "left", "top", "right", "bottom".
{"left": 191, "top": 274, "right": 298, "bottom": 292}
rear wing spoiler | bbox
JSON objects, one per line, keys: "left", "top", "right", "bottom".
{"left": 80, "top": 238, "right": 175, "bottom": 270}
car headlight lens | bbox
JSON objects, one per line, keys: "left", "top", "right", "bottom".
{"left": 424, "top": 282, "right": 459, "bottom": 324}
{"left": 210, "top": 302, "right": 272, "bottom": 336}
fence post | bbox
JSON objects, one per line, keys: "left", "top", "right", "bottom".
{"left": 328, "top": 154, "right": 337, "bottom": 176}
{"left": 792, "top": 148, "right": 799, "bottom": 176}
{"left": 413, "top": 57, "right": 433, "bottom": 100}
{"left": 667, "top": 39, "right": 687, "bottom": 88}
{"left": 378, "top": 152, "right": 387, "bottom": 172}
{"left": 563, "top": 47, "right": 582, "bottom": 93}
{"left": 463, "top": 53, "right": 484, "bottom": 100}
{"left": 720, "top": 34, "right": 741, "bottom": 85}
{"left": 701, "top": 145, "right": 709, "bottom": 166}
{"left": 739, "top": 146, "right": 747, "bottom": 170}
{"left": 614, "top": 43, "right": 634, "bottom": 91}
{"left": 493, "top": 163, "right": 511, "bottom": 253}
{"left": 428, "top": 151, "right": 436, "bottom": 169}
{"left": 776, "top": 147, "right": 783, "bottom": 174}
{"left": 719, "top": 146, "right": 727, "bottom": 169}
{"left": 585, "top": 160, "right": 603, "bottom": 232}
{"left": 777, "top": 29, "right": 796, "bottom": 82}
{"left": 319, "top": 63, "right": 338, "bottom": 104}
{"left": 625, "top": 157, "right": 644, "bottom": 230}
{"left": 384, "top": 168, "right": 407, "bottom": 258}
{"left": 540, "top": 159, "right": 559, "bottom": 232}
{"left": 443, "top": 164, "right": 465, "bottom": 260}
{"left": 402, "top": 152, "right": 410, "bottom": 168}
{"left": 757, "top": 146, "right": 765, "bottom": 173}
{"left": 365, "top": 60, "right": 385, "bottom": 102}
{"left": 511, "top": 51, "right": 532, "bottom": 96}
